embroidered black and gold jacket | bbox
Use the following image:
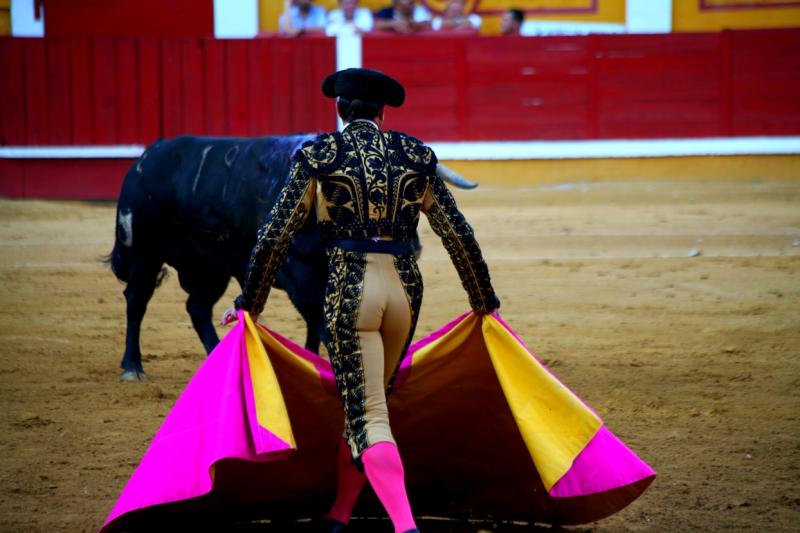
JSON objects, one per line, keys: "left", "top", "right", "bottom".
{"left": 234, "top": 120, "right": 499, "bottom": 316}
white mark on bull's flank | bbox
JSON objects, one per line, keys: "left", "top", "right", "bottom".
{"left": 135, "top": 150, "right": 149, "bottom": 174}
{"left": 192, "top": 145, "right": 213, "bottom": 195}
{"left": 224, "top": 145, "right": 239, "bottom": 168}
{"left": 118, "top": 209, "right": 133, "bottom": 248}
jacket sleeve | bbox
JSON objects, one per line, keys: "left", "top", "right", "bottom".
{"left": 422, "top": 175, "right": 500, "bottom": 314}
{"left": 234, "top": 158, "right": 316, "bottom": 316}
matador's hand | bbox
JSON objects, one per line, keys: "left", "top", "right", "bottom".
{"left": 220, "top": 307, "right": 238, "bottom": 326}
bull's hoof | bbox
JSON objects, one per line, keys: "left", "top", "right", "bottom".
{"left": 120, "top": 370, "right": 147, "bottom": 382}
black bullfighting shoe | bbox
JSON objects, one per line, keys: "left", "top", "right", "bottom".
{"left": 316, "top": 518, "right": 347, "bottom": 532}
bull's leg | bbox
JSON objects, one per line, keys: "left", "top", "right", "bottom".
{"left": 182, "top": 270, "right": 230, "bottom": 355}
{"left": 306, "top": 320, "right": 321, "bottom": 353}
{"left": 297, "top": 303, "right": 323, "bottom": 354}
{"left": 120, "top": 260, "right": 164, "bottom": 380}
{"left": 275, "top": 255, "right": 326, "bottom": 355}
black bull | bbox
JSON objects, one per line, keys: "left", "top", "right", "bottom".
{"left": 109, "top": 134, "right": 475, "bottom": 380}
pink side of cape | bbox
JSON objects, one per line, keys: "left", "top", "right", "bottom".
{"left": 462, "top": 312, "right": 655, "bottom": 498}
{"left": 102, "top": 320, "right": 295, "bottom": 528}
{"left": 102, "top": 311, "right": 656, "bottom": 529}
{"left": 549, "top": 426, "right": 656, "bottom": 498}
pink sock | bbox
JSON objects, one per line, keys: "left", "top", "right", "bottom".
{"left": 326, "top": 440, "right": 367, "bottom": 524}
{"left": 361, "top": 442, "right": 417, "bottom": 533}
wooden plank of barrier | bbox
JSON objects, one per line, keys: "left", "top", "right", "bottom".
{"left": 2, "top": 31, "right": 800, "bottom": 146}
{"left": 720, "top": 30, "right": 733, "bottom": 136}
{"left": 226, "top": 39, "right": 249, "bottom": 136}
{"left": 290, "top": 39, "right": 314, "bottom": 133}
{"left": 46, "top": 39, "right": 72, "bottom": 144}
{"left": 182, "top": 38, "right": 205, "bottom": 135}
{"left": 203, "top": 39, "right": 228, "bottom": 136}
{"left": 0, "top": 159, "right": 25, "bottom": 197}
{"left": 729, "top": 29, "right": 800, "bottom": 135}
{"left": 464, "top": 35, "right": 592, "bottom": 140}
{"left": 24, "top": 39, "right": 48, "bottom": 145}
{"left": 310, "top": 37, "right": 335, "bottom": 132}
{"left": 247, "top": 38, "right": 272, "bottom": 137}
{"left": 0, "top": 38, "right": 27, "bottom": 145}
{"left": 115, "top": 38, "right": 139, "bottom": 144}
{"left": 92, "top": 38, "right": 118, "bottom": 143}
{"left": 270, "top": 38, "right": 293, "bottom": 134}
{"left": 161, "top": 38, "right": 184, "bottom": 138}
{"left": 586, "top": 34, "right": 599, "bottom": 140}
{"left": 69, "top": 38, "right": 93, "bottom": 145}
{"left": 138, "top": 38, "right": 162, "bottom": 143}
{"left": 593, "top": 33, "right": 723, "bottom": 139}
{"left": 22, "top": 159, "right": 132, "bottom": 199}
{"left": 365, "top": 36, "right": 461, "bottom": 139}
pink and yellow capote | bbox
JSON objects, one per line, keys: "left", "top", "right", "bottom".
{"left": 100, "top": 311, "right": 655, "bottom": 531}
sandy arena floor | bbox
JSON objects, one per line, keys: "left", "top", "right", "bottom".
{"left": 0, "top": 180, "right": 798, "bottom": 532}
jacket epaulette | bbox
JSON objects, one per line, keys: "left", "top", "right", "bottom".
{"left": 386, "top": 131, "right": 438, "bottom": 174}
{"left": 294, "top": 132, "right": 343, "bottom": 175}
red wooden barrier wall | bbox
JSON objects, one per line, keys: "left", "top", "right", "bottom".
{"left": 0, "top": 36, "right": 337, "bottom": 146}
{"left": 42, "top": 0, "right": 214, "bottom": 38}
{"left": 2, "top": 29, "right": 798, "bottom": 199}
{"left": 362, "top": 29, "right": 800, "bottom": 141}
{"left": 2, "top": 30, "right": 799, "bottom": 148}
{"left": 2, "top": 30, "right": 799, "bottom": 147}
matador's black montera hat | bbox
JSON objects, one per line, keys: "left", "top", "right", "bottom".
{"left": 322, "top": 68, "right": 405, "bottom": 107}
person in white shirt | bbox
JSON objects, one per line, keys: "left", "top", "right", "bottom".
{"left": 431, "top": 0, "right": 481, "bottom": 32}
{"left": 280, "top": 0, "right": 327, "bottom": 36}
{"left": 326, "top": 0, "right": 374, "bottom": 36}
{"left": 374, "top": 0, "right": 432, "bottom": 34}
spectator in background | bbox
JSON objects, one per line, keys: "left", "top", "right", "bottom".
{"left": 280, "top": 0, "right": 327, "bottom": 36}
{"left": 327, "top": 0, "right": 374, "bottom": 36}
{"left": 499, "top": 8, "right": 524, "bottom": 36}
{"left": 374, "top": 0, "right": 432, "bottom": 34}
{"left": 431, "top": 0, "right": 481, "bottom": 32}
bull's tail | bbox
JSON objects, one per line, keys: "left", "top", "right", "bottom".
{"left": 106, "top": 208, "right": 168, "bottom": 287}
{"left": 107, "top": 205, "right": 133, "bottom": 282}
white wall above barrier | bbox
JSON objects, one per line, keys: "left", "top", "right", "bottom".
{"left": 214, "top": 0, "right": 259, "bottom": 38}
{"left": 335, "top": 33, "right": 363, "bottom": 131}
{"left": 428, "top": 137, "right": 800, "bottom": 160}
{"left": 2, "top": 137, "right": 799, "bottom": 161}
{"left": 11, "top": 0, "right": 45, "bottom": 37}
{"left": 520, "top": 20, "right": 626, "bottom": 36}
{"left": 627, "top": 0, "right": 672, "bottom": 33}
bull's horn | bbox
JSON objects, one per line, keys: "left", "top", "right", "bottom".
{"left": 436, "top": 163, "right": 478, "bottom": 189}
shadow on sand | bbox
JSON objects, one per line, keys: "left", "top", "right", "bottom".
{"left": 224, "top": 517, "right": 573, "bottom": 532}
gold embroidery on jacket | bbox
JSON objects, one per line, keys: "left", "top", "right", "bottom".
{"left": 314, "top": 122, "right": 430, "bottom": 241}
{"left": 425, "top": 177, "right": 499, "bottom": 314}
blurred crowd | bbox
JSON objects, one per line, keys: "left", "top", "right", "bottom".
{"left": 279, "top": 0, "right": 526, "bottom": 37}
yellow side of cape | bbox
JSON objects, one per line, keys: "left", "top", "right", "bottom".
{"left": 243, "top": 312, "right": 296, "bottom": 448}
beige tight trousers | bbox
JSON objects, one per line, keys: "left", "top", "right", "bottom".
{"left": 354, "top": 252, "right": 412, "bottom": 449}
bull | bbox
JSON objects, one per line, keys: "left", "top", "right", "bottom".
{"left": 109, "top": 134, "right": 475, "bottom": 381}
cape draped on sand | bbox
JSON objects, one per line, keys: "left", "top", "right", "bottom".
{"left": 100, "top": 311, "right": 655, "bottom": 531}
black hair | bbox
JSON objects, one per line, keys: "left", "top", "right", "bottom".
{"left": 509, "top": 9, "right": 524, "bottom": 25}
{"left": 337, "top": 97, "right": 384, "bottom": 122}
